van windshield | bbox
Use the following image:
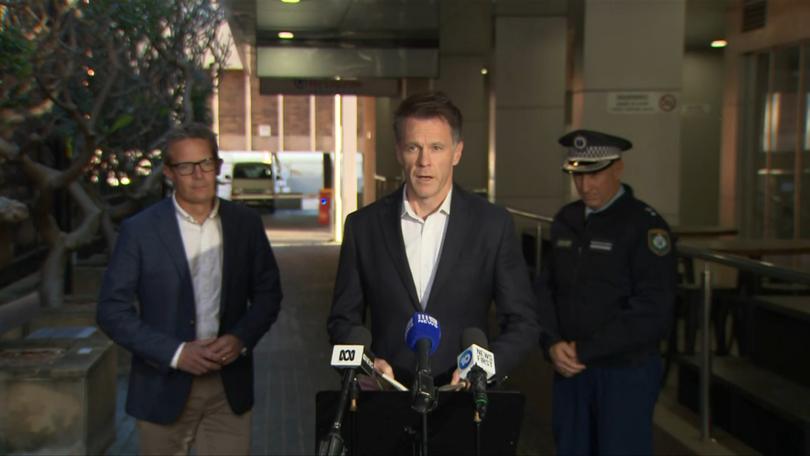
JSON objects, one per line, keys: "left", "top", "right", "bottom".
{"left": 233, "top": 162, "right": 273, "bottom": 179}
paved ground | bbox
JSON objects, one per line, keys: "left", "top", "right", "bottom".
{"left": 103, "top": 208, "right": 696, "bottom": 455}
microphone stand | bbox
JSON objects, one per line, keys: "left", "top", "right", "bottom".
{"left": 349, "top": 376, "right": 359, "bottom": 456}
{"left": 411, "top": 339, "right": 437, "bottom": 456}
{"left": 318, "top": 369, "right": 355, "bottom": 456}
{"left": 469, "top": 366, "right": 487, "bottom": 456}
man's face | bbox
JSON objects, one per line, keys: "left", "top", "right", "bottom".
{"left": 396, "top": 116, "right": 462, "bottom": 211}
{"left": 572, "top": 159, "right": 624, "bottom": 210}
{"left": 162, "top": 138, "right": 219, "bottom": 207}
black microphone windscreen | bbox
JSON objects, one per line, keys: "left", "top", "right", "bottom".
{"left": 461, "top": 327, "right": 489, "bottom": 350}
{"left": 345, "top": 326, "right": 372, "bottom": 348}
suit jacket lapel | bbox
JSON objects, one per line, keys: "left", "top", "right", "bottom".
{"left": 425, "top": 185, "right": 470, "bottom": 309}
{"left": 217, "top": 199, "right": 235, "bottom": 316}
{"left": 379, "top": 186, "right": 420, "bottom": 310}
{"left": 155, "top": 198, "right": 193, "bottom": 285}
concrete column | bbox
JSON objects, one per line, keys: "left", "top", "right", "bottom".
{"left": 495, "top": 16, "right": 567, "bottom": 215}
{"left": 243, "top": 44, "right": 252, "bottom": 151}
{"left": 436, "top": 0, "right": 492, "bottom": 194}
{"left": 571, "top": 0, "right": 686, "bottom": 223}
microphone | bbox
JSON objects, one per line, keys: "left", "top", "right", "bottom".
{"left": 458, "top": 328, "right": 495, "bottom": 422}
{"left": 318, "top": 327, "right": 371, "bottom": 456}
{"left": 405, "top": 313, "right": 441, "bottom": 413}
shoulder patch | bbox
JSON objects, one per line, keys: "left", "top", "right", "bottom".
{"left": 647, "top": 228, "right": 671, "bottom": 256}
{"left": 644, "top": 206, "right": 658, "bottom": 217}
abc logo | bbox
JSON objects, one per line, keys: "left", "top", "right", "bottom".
{"left": 338, "top": 349, "right": 356, "bottom": 362}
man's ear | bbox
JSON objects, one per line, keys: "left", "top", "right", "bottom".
{"left": 452, "top": 141, "right": 464, "bottom": 166}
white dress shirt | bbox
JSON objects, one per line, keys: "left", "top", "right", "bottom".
{"left": 400, "top": 187, "right": 452, "bottom": 309}
{"left": 169, "top": 195, "right": 223, "bottom": 368}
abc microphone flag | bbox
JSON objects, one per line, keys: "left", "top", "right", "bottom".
{"left": 330, "top": 345, "right": 364, "bottom": 368}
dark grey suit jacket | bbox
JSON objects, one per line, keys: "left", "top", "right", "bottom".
{"left": 327, "top": 185, "right": 539, "bottom": 384}
{"left": 97, "top": 198, "right": 282, "bottom": 424}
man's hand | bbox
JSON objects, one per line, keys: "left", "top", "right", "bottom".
{"left": 549, "top": 341, "right": 586, "bottom": 377}
{"left": 177, "top": 338, "right": 221, "bottom": 375}
{"left": 451, "top": 368, "right": 462, "bottom": 386}
{"left": 373, "top": 358, "right": 395, "bottom": 379}
{"left": 209, "top": 334, "right": 245, "bottom": 366}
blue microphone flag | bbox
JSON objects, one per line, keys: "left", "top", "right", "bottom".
{"left": 405, "top": 313, "right": 441, "bottom": 355}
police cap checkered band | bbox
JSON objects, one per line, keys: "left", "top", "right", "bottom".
{"left": 558, "top": 129, "right": 632, "bottom": 173}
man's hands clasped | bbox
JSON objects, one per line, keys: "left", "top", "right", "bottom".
{"left": 549, "top": 341, "right": 586, "bottom": 378}
{"left": 177, "top": 335, "right": 245, "bottom": 376}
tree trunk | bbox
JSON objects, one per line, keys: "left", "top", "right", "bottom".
{"left": 40, "top": 236, "right": 67, "bottom": 309}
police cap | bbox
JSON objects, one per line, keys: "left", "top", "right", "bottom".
{"left": 559, "top": 129, "right": 632, "bottom": 173}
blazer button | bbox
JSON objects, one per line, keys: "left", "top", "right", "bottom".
{"left": 189, "top": 319, "right": 195, "bottom": 325}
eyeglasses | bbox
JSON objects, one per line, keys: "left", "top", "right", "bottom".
{"left": 167, "top": 158, "right": 220, "bottom": 176}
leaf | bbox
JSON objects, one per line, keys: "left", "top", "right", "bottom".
{"left": 109, "top": 114, "right": 134, "bottom": 133}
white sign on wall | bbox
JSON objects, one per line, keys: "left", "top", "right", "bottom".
{"left": 258, "top": 125, "right": 271, "bottom": 137}
{"left": 607, "top": 92, "right": 678, "bottom": 114}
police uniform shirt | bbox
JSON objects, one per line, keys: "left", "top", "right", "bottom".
{"left": 536, "top": 184, "right": 677, "bottom": 367}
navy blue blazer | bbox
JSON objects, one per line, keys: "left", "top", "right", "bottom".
{"left": 97, "top": 197, "right": 282, "bottom": 424}
{"left": 327, "top": 185, "right": 539, "bottom": 385}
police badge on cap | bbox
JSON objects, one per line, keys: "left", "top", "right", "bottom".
{"left": 558, "top": 129, "right": 633, "bottom": 174}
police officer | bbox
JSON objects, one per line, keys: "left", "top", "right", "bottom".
{"left": 535, "top": 129, "right": 677, "bottom": 455}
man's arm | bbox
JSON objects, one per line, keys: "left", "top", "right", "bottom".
{"left": 96, "top": 221, "right": 185, "bottom": 372}
{"left": 326, "top": 214, "right": 366, "bottom": 345}
{"left": 225, "top": 212, "right": 283, "bottom": 351}
{"left": 490, "top": 212, "right": 541, "bottom": 377}
{"left": 576, "top": 220, "right": 677, "bottom": 364}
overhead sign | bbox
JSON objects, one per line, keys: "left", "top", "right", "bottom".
{"left": 260, "top": 78, "right": 399, "bottom": 97}
{"left": 607, "top": 92, "right": 679, "bottom": 114}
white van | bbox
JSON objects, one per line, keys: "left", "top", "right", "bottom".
{"left": 230, "top": 161, "right": 277, "bottom": 212}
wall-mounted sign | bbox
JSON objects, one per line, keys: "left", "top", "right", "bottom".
{"left": 607, "top": 92, "right": 679, "bottom": 114}
{"left": 260, "top": 78, "right": 399, "bottom": 97}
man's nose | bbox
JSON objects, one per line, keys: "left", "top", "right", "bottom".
{"left": 416, "top": 148, "right": 431, "bottom": 166}
{"left": 581, "top": 175, "right": 594, "bottom": 192}
{"left": 192, "top": 163, "right": 205, "bottom": 178}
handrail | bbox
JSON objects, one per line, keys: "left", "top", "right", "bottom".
{"left": 677, "top": 244, "right": 810, "bottom": 285}
{"left": 506, "top": 206, "right": 810, "bottom": 284}
{"left": 505, "top": 207, "right": 554, "bottom": 224}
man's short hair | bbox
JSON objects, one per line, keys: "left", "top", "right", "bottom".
{"left": 162, "top": 123, "right": 219, "bottom": 164}
{"left": 393, "top": 91, "right": 463, "bottom": 145}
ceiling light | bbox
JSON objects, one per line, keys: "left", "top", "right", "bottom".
{"left": 278, "top": 32, "right": 294, "bottom": 40}
{"left": 480, "top": 68, "right": 488, "bottom": 75}
{"left": 711, "top": 39, "right": 727, "bottom": 48}
{"left": 280, "top": 0, "right": 300, "bottom": 3}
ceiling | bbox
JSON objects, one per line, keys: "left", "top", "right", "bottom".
{"left": 223, "top": 0, "right": 439, "bottom": 48}
{"left": 222, "top": 0, "right": 732, "bottom": 52}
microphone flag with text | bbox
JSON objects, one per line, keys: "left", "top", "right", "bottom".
{"left": 318, "top": 327, "right": 371, "bottom": 456}
{"left": 458, "top": 327, "right": 495, "bottom": 422}
{"left": 405, "top": 312, "right": 441, "bottom": 414}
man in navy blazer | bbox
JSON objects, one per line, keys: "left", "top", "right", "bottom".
{"left": 97, "top": 123, "right": 282, "bottom": 455}
{"left": 327, "top": 92, "right": 539, "bottom": 387}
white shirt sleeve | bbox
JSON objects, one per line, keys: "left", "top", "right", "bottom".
{"left": 170, "top": 342, "right": 185, "bottom": 369}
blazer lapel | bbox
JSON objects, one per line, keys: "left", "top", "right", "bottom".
{"left": 379, "top": 186, "right": 420, "bottom": 310}
{"left": 217, "top": 199, "right": 235, "bottom": 316}
{"left": 154, "top": 198, "right": 193, "bottom": 285}
{"left": 425, "top": 185, "right": 471, "bottom": 309}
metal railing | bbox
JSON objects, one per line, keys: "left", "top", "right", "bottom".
{"left": 506, "top": 205, "right": 810, "bottom": 442}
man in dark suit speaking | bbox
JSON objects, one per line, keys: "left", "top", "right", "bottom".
{"left": 97, "top": 123, "right": 282, "bottom": 455}
{"left": 327, "top": 92, "right": 538, "bottom": 386}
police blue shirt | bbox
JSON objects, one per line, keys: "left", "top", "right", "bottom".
{"left": 535, "top": 184, "right": 677, "bottom": 367}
